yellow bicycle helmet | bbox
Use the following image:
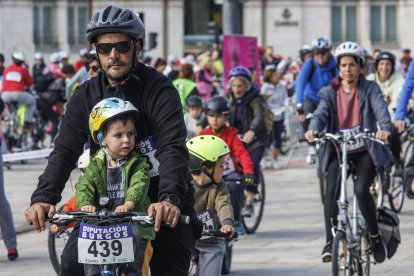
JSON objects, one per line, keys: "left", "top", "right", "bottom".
{"left": 186, "top": 135, "right": 230, "bottom": 174}
{"left": 89, "top": 97, "right": 138, "bottom": 145}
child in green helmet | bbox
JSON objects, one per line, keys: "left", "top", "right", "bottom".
{"left": 186, "top": 134, "right": 235, "bottom": 276}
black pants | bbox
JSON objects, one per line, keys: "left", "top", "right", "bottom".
{"left": 60, "top": 219, "right": 195, "bottom": 275}
{"left": 324, "top": 151, "right": 379, "bottom": 242}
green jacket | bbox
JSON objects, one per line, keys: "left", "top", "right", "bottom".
{"left": 173, "top": 78, "right": 197, "bottom": 113}
{"left": 76, "top": 149, "right": 155, "bottom": 240}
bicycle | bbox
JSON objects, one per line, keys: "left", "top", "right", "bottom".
{"left": 188, "top": 228, "right": 238, "bottom": 276}
{"left": 316, "top": 132, "right": 385, "bottom": 276}
{"left": 402, "top": 124, "right": 414, "bottom": 199}
{"left": 224, "top": 170, "right": 265, "bottom": 234}
{"left": 47, "top": 203, "right": 190, "bottom": 275}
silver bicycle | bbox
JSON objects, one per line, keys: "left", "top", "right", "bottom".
{"left": 317, "top": 132, "right": 385, "bottom": 276}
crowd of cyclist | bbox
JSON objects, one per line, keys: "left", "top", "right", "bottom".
{"left": 2, "top": 4, "right": 414, "bottom": 272}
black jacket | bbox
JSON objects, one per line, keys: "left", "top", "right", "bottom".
{"left": 309, "top": 75, "right": 393, "bottom": 174}
{"left": 31, "top": 62, "right": 194, "bottom": 209}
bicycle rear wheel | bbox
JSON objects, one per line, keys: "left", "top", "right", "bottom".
{"left": 388, "top": 177, "right": 405, "bottom": 213}
{"left": 403, "top": 140, "right": 414, "bottom": 198}
{"left": 370, "top": 171, "right": 384, "bottom": 209}
{"left": 242, "top": 169, "right": 265, "bottom": 234}
{"left": 332, "top": 231, "right": 352, "bottom": 276}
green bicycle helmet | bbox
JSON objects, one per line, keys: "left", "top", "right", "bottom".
{"left": 186, "top": 135, "right": 230, "bottom": 174}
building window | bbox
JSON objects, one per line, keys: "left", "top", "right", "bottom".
{"left": 370, "top": 0, "right": 397, "bottom": 43}
{"left": 33, "top": 0, "right": 55, "bottom": 47}
{"left": 331, "top": 0, "right": 357, "bottom": 43}
{"left": 184, "top": 0, "right": 222, "bottom": 51}
{"left": 68, "top": 0, "right": 89, "bottom": 46}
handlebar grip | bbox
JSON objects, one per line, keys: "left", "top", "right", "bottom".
{"left": 179, "top": 215, "right": 190, "bottom": 224}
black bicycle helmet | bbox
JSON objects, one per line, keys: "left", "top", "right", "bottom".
{"left": 86, "top": 5, "right": 145, "bottom": 44}
{"left": 186, "top": 95, "right": 203, "bottom": 108}
{"left": 206, "top": 96, "right": 229, "bottom": 115}
{"left": 375, "top": 51, "right": 396, "bottom": 74}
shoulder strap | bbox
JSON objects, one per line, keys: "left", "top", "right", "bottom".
{"left": 308, "top": 58, "right": 316, "bottom": 83}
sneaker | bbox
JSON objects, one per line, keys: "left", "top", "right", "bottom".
{"left": 234, "top": 222, "right": 246, "bottom": 235}
{"left": 241, "top": 202, "right": 254, "bottom": 217}
{"left": 321, "top": 241, "right": 333, "bottom": 263}
{"left": 371, "top": 233, "right": 387, "bottom": 263}
{"left": 7, "top": 248, "right": 18, "bottom": 261}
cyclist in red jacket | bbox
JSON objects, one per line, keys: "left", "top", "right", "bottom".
{"left": 1, "top": 51, "right": 36, "bottom": 126}
{"left": 200, "top": 96, "right": 255, "bottom": 234}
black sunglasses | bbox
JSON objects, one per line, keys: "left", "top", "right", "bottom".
{"left": 96, "top": 41, "right": 132, "bottom": 55}
{"left": 89, "top": 65, "right": 99, "bottom": 72}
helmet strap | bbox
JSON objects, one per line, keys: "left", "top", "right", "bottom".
{"left": 102, "top": 147, "right": 128, "bottom": 167}
{"left": 201, "top": 167, "right": 218, "bottom": 185}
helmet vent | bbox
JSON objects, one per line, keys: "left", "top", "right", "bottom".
{"left": 113, "top": 9, "right": 122, "bottom": 21}
{"left": 102, "top": 6, "right": 112, "bottom": 22}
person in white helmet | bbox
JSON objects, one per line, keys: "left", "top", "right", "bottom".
{"left": 305, "top": 41, "right": 391, "bottom": 264}
{"left": 1, "top": 51, "right": 36, "bottom": 128}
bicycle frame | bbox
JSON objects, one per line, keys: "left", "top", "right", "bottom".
{"left": 336, "top": 137, "right": 365, "bottom": 249}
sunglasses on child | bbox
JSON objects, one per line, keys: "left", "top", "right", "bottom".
{"left": 95, "top": 41, "right": 133, "bottom": 55}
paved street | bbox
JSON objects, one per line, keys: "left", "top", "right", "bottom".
{"left": 1, "top": 144, "right": 414, "bottom": 275}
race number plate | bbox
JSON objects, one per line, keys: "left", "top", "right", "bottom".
{"left": 137, "top": 136, "right": 160, "bottom": 177}
{"left": 78, "top": 223, "right": 134, "bottom": 264}
{"left": 197, "top": 209, "right": 214, "bottom": 241}
{"left": 222, "top": 154, "right": 236, "bottom": 176}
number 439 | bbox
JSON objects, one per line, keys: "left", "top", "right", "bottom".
{"left": 88, "top": 240, "right": 123, "bottom": 257}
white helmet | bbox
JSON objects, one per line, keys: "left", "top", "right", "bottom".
{"left": 89, "top": 97, "right": 139, "bottom": 145}
{"left": 59, "top": 50, "right": 69, "bottom": 60}
{"left": 34, "top": 52, "right": 44, "bottom": 60}
{"left": 12, "top": 51, "right": 25, "bottom": 62}
{"left": 79, "top": 48, "right": 88, "bottom": 57}
{"left": 335, "top": 41, "right": 365, "bottom": 65}
{"left": 50, "top": 52, "right": 60, "bottom": 63}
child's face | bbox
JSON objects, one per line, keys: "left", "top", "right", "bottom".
{"left": 207, "top": 114, "right": 227, "bottom": 131}
{"left": 102, "top": 119, "right": 135, "bottom": 159}
{"left": 270, "top": 72, "right": 280, "bottom": 85}
{"left": 188, "top": 106, "right": 203, "bottom": 119}
{"left": 212, "top": 156, "right": 226, "bottom": 183}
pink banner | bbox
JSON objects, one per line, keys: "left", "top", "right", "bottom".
{"left": 223, "top": 35, "right": 261, "bottom": 91}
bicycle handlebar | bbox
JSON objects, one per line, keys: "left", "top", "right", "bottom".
{"left": 201, "top": 228, "right": 238, "bottom": 240}
{"left": 47, "top": 211, "right": 190, "bottom": 228}
{"left": 315, "top": 131, "right": 386, "bottom": 146}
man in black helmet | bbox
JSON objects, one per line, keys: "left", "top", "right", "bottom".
{"left": 25, "top": 5, "right": 200, "bottom": 275}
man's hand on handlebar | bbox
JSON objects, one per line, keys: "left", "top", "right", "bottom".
{"left": 375, "top": 130, "right": 391, "bottom": 142}
{"left": 148, "top": 201, "right": 181, "bottom": 232}
{"left": 393, "top": 120, "right": 405, "bottom": 133}
{"left": 304, "top": 129, "right": 319, "bottom": 143}
{"left": 24, "top": 202, "right": 56, "bottom": 232}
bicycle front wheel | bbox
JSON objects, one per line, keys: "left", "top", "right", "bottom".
{"left": 356, "top": 230, "right": 371, "bottom": 276}
{"left": 332, "top": 231, "right": 351, "bottom": 276}
{"left": 242, "top": 169, "right": 265, "bottom": 234}
{"left": 48, "top": 206, "right": 71, "bottom": 274}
